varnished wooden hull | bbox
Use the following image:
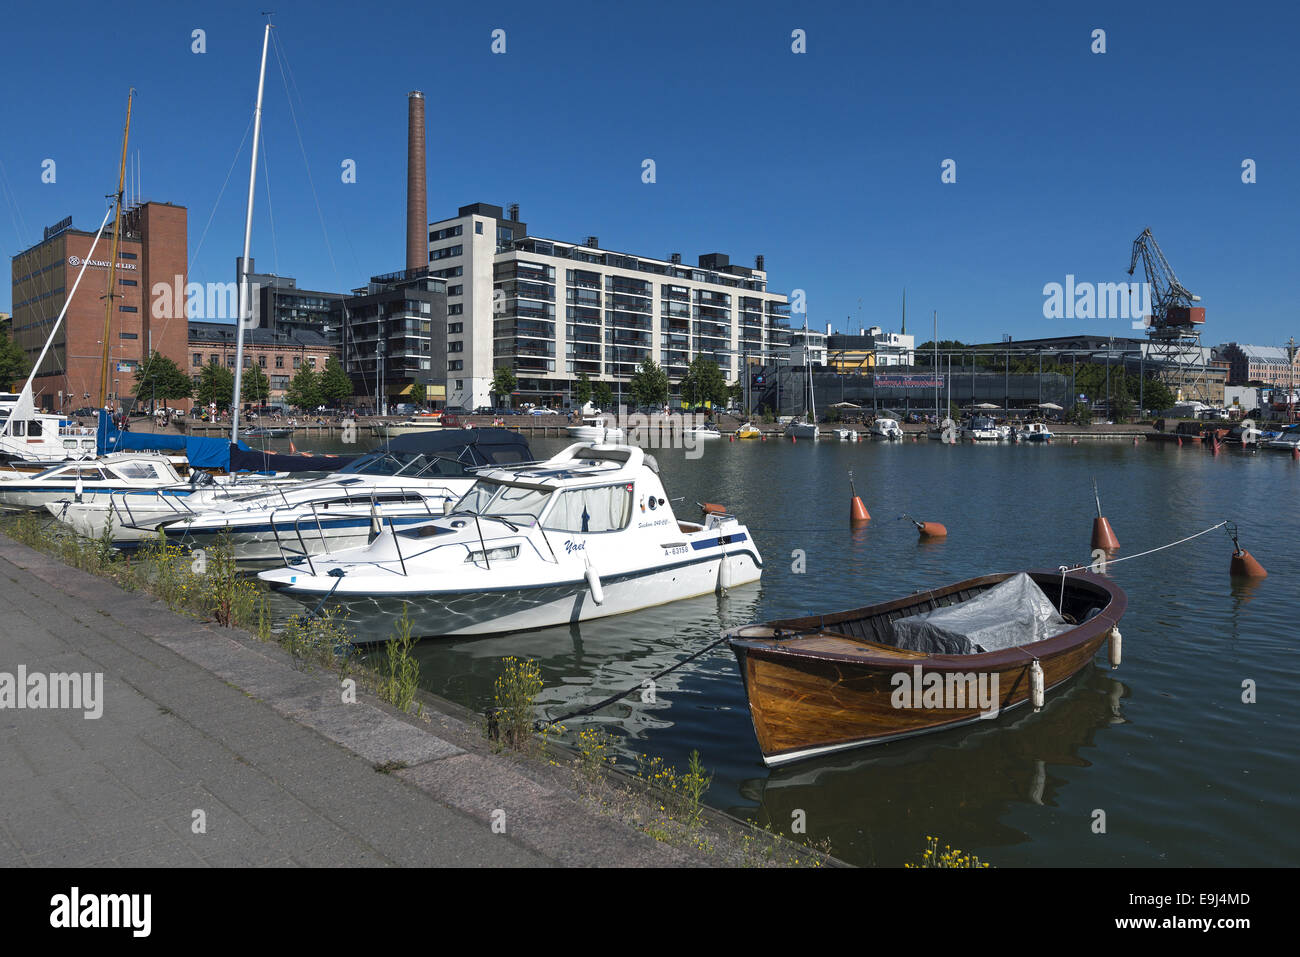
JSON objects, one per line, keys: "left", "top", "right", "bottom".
{"left": 727, "top": 570, "right": 1126, "bottom": 766}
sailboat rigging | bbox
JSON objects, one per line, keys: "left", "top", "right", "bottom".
{"left": 97, "top": 89, "right": 134, "bottom": 409}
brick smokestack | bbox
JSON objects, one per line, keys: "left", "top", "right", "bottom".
{"left": 406, "top": 91, "right": 427, "bottom": 273}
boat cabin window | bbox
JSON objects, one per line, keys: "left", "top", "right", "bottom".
{"left": 454, "top": 480, "right": 552, "bottom": 526}
{"left": 114, "top": 462, "right": 164, "bottom": 481}
{"left": 10, "top": 421, "right": 24, "bottom": 437}
{"left": 72, "top": 468, "right": 108, "bottom": 481}
{"left": 543, "top": 484, "right": 634, "bottom": 533}
{"left": 27, "top": 420, "right": 42, "bottom": 436}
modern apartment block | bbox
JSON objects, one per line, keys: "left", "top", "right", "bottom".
{"left": 424, "top": 203, "right": 792, "bottom": 408}
{"left": 241, "top": 258, "right": 346, "bottom": 341}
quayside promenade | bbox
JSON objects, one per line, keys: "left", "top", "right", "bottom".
{"left": 0, "top": 535, "right": 716, "bottom": 868}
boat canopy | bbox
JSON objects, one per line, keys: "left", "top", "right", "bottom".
{"left": 890, "top": 573, "right": 1075, "bottom": 655}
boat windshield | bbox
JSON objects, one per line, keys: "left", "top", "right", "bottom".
{"left": 339, "top": 451, "right": 470, "bottom": 478}
{"left": 452, "top": 479, "right": 552, "bottom": 527}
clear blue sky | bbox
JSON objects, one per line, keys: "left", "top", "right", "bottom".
{"left": 3, "top": 0, "right": 1297, "bottom": 348}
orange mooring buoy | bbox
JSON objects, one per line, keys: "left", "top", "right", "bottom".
{"left": 849, "top": 471, "right": 870, "bottom": 524}
{"left": 1090, "top": 481, "right": 1120, "bottom": 550}
{"left": 1177, "top": 436, "right": 1182, "bottom": 447}
{"left": 1230, "top": 549, "right": 1268, "bottom": 578}
{"left": 905, "top": 514, "right": 946, "bottom": 538}
{"left": 1133, "top": 436, "right": 1139, "bottom": 446}
{"left": 1292, "top": 445, "right": 1298, "bottom": 461}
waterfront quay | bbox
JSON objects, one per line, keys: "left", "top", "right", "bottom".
{"left": 0, "top": 536, "right": 726, "bottom": 867}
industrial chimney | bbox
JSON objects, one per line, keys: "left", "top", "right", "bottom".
{"left": 406, "top": 91, "right": 427, "bottom": 273}
{"left": 755, "top": 254, "right": 764, "bottom": 272}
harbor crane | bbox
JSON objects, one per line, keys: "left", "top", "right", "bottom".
{"left": 1127, "top": 227, "right": 1209, "bottom": 403}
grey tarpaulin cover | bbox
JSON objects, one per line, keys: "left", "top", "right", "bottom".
{"left": 889, "top": 573, "right": 1072, "bottom": 655}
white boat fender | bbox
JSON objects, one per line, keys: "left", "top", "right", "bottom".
{"left": 717, "top": 550, "right": 733, "bottom": 592}
{"left": 584, "top": 557, "right": 604, "bottom": 605}
{"left": 75, "top": 474, "right": 84, "bottom": 503}
{"left": 1109, "top": 627, "right": 1122, "bottom": 669}
{"left": 369, "top": 501, "right": 382, "bottom": 538}
{"left": 1030, "top": 658, "right": 1045, "bottom": 711}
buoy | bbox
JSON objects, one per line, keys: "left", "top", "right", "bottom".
{"left": 848, "top": 470, "right": 870, "bottom": 523}
{"left": 584, "top": 558, "right": 605, "bottom": 604}
{"left": 1177, "top": 436, "right": 1182, "bottom": 447}
{"left": 1133, "top": 436, "right": 1139, "bottom": 446}
{"left": 1090, "top": 481, "right": 1120, "bottom": 550}
{"left": 1293, "top": 445, "right": 1298, "bottom": 461}
{"left": 1230, "top": 548, "right": 1267, "bottom": 579}
{"left": 729, "top": 433, "right": 734, "bottom": 442}
{"left": 1108, "top": 627, "right": 1122, "bottom": 669}
{"left": 918, "top": 521, "right": 947, "bottom": 538}
{"left": 1030, "top": 659, "right": 1045, "bottom": 711}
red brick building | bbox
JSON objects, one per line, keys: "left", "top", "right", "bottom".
{"left": 10, "top": 202, "right": 188, "bottom": 411}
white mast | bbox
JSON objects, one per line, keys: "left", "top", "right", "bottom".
{"left": 231, "top": 21, "right": 272, "bottom": 445}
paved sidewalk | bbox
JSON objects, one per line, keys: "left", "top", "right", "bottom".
{"left": 0, "top": 536, "right": 701, "bottom": 867}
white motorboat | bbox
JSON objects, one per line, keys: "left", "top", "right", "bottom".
{"left": 1016, "top": 422, "right": 1054, "bottom": 443}
{"left": 0, "top": 393, "right": 99, "bottom": 465}
{"left": 869, "top": 417, "right": 903, "bottom": 440}
{"left": 0, "top": 453, "right": 189, "bottom": 512}
{"left": 834, "top": 428, "right": 859, "bottom": 442}
{"left": 259, "top": 442, "right": 764, "bottom": 637}
{"left": 683, "top": 425, "right": 723, "bottom": 441}
{"left": 369, "top": 415, "right": 445, "bottom": 438}
{"left": 1265, "top": 430, "right": 1300, "bottom": 451}
{"left": 566, "top": 416, "right": 625, "bottom": 442}
{"left": 785, "top": 421, "right": 819, "bottom": 440}
{"left": 158, "top": 431, "right": 534, "bottom": 562}
{"left": 961, "top": 416, "right": 1001, "bottom": 441}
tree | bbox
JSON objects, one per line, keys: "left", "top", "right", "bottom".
{"left": 592, "top": 380, "right": 614, "bottom": 411}
{"left": 0, "top": 328, "right": 30, "bottom": 389}
{"left": 1142, "top": 376, "right": 1175, "bottom": 414}
{"left": 679, "top": 356, "right": 727, "bottom": 409}
{"left": 132, "top": 351, "right": 193, "bottom": 410}
{"left": 319, "top": 356, "right": 352, "bottom": 407}
{"left": 492, "top": 366, "right": 517, "bottom": 406}
{"left": 195, "top": 361, "right": 235, "bottom": 410}
{"left": 630, "top": 357, "right": 668, "bottom": 407}
{"left": 409, "top": 382, "right": 427, "bottom": 407}
{"left": 286, "top": 365, "right": 322, "bottom": 410}
{"left": 573, "top": 372, "right": 592, "bottom": 408}
{"left": 241, "top": 363, "right": 271, "bottom": 405}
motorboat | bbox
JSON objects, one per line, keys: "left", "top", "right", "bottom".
{"left": 834, "top": 428, "right": 859, "bottom": 442}
{"left": 369, "top": 414, "right": 444, "bottom": 438}
{"left": 0, "top": 393, "right": 99, "bottom": 465}
{"left": 1266, "top": 430, "right": 1300, "bottom": 452}
{"left": 736, "top": 423, "right": 762, "bottom": 440}
{"left": 0, "top": 453, "right": 189, "bottom": 512}
{"left": 682, "top": 425, "right": 723, "bottom": 441}
{"left": 1016, "top": 422, "right": 1054, "bottom": 443}
{"left": 726, "top": 570, "right": 1126, "bottom": 766}
{"left": 869, "top": 417, "right": 903, "bottom": 440}
{"left": 259, "top": 442, "right": 763, "bottom": 637}
{"left": 567, "top": 416, "right": 625, "bottom": 442}
{"left": 961, "top": 416, "right": 1001, "bottom": 441}
{"left": 158, "top": 429, "right": 533, "bottom": 562}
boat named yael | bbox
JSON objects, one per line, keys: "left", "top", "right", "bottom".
{"left": 726, "top": 569, "right": 1126, "bottom": 766}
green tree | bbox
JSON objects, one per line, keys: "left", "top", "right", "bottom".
{"left": 573, "top": 372, "right": 592, "bottom": 408}
{"left": 409, "top": 382, "right": 427, "bottom": 407}
{"left": 492, "top": 366, "right": 517, "bottom": 406}
{"left": 195, "top": 360, "right": 235, "bottom": 410}
{"left": 1141, "top": 376, "right": 1175, "bottom": 414}
{"left": 630, "top": 357, "right": 668, "bottom": 407}
{"left": 679, "top": 356, "right": 728, "bottom": 409}
{"left": 241, "top": 363, "right": 271, "bottom": 405}
{"left": 319, "top": 356, "right": 353, "bottom": 407}
{"left": 0, "top": 328, "right": 31, "bottom": 389}
{"left": 286, "top": 365, "right": 322, "bottom": 410}
{"left": 132, "top": 351, "right": 193, "bottom": 410}
{"left": 592, "top": 380, "right": 614, "bottom": 411}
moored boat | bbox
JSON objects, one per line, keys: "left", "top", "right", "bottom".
{"left": 726, "top": 569, "right": 1126, "bottom": 766}
{"left": 736, "top": 423, "right": 762, "bottom": 440}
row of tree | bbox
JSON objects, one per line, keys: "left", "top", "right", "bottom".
{"left": 131, "top": 352, "right": 354, "bottom": 411}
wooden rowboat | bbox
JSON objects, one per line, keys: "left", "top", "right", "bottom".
{"left": 726, "top": 569, "right": 1127, "bottom": 767}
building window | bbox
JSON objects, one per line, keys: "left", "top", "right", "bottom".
{"left": 258, "top": 355, "right": 267, "bottom": 367}
{"left": 475, "top": 222, "right": 484, "bottom": 235}
{"left": 293, "top": 356, "right": 301, "bottom": 368}
{"left": 448, "top": 341, "right": 463, "bottom": 353}
{"left": 119, "top": 305, "right": 137, "bottom": 313}
{"left": 120, "top": 279, "right": 137, "bottom": 286}
{"left": 449, "top": 360, "right": 463, "bottom": 371}
{"left": 193, "top": 353, "right": 202, "bottom": 366}
{"left": 121, "top": 252, "right": 137, "bottom": 260}
{"left": 226, "top": 356, "right": 236, "bottom": 368}
{"left": 455, "top": 380, "right": 463, "bottom": 390}
{"left": 275, "top": 355, "right": 284, "bottom": 368}
{"left": 448, "top": 285, "right": 463, "bottom": 297}
{"left": 243, "top": 356, "right": 252, "bottom": 368}
{"left": 448, "top": 322, "right": 463, "bottom": 334}
{"left": 210, "top": 354, "right": 219, "bottom": 364}
{"left": 308, "top": 356, "right": 317, "bottom": 369}
{"left": 119, "top": 332, "right": 138, "bottom": 339}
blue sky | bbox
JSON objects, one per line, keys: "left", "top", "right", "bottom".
{"left": 3, "top": 0, "right": 1297, "bottom": 348}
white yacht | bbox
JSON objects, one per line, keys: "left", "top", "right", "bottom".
{"left": 834, "top": 428, "right": 859, "bottom": 442}
{"left": 566, "top": 416, "right": 625, "bottom": 442}
{"left": 0, "top": 453, "right": 187, "bottom": 512}
{"left": 0, "top": 393, "right": 98, "bottom": 465}
{"left": 259, "top": 443, "right": 764, "bottom": 638}
{"left": 1016, "top": 422, "right": 1054, "bottom": 443}
{"left": 869, "top": 417, "right": 903, "bottom": 440}
{"left": 961, "top": 416, "right": 1002, "bottom": 441}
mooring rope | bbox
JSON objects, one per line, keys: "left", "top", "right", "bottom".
{"left": 533, "top": 632, "right": 732, "bottom": 731}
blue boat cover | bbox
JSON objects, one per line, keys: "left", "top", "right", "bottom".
{"left": 97, "top": 411, "right": 249, "bottom": 470}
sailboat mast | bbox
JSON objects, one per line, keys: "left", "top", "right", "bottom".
{"left": 97, "top": 89, "right": 133, "bottom": 409}
{"left": 231, "top": 22, "right": 272, "bottom": 445}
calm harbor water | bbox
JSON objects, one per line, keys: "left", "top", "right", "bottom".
{"left": 256, "top": 432, "right": 1298, "bottom": 867}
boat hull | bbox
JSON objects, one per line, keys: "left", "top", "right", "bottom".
{"left": 727, "top": 570, "right": 1124, "bottom": 766}
{"left": 268, "top": 550, "right": 761, "bottom": 637}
